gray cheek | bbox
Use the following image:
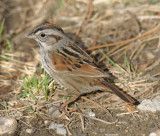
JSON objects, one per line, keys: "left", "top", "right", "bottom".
{"left": 46, "top": 37, "right": 56, "bottom": 45}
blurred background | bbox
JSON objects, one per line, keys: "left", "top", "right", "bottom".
{"left": 0, "top": 0, "right": 160, "bottom": 135}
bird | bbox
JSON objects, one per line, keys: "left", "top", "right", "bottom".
{"left": 27, "top": 23, "right": 139, "bottom": 107}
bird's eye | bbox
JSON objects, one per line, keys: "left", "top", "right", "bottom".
{"left": 40, "top": 33, "right": 46, "bottom": 37}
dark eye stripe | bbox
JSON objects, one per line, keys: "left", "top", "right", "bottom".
{"left": 50, "top": 35, "right": 62, "bottom": 42}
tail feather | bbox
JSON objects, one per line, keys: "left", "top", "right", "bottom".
{"left": 95, "top": 81, "right": 139, "bottom": 105}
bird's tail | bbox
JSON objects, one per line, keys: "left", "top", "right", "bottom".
{"left": 95, "top": 81, "right": 139, "bottom": 105}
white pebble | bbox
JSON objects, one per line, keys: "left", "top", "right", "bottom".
{"left": 48, "top": 104, "right": 61, "bottom": 117}
{"left": 0, "top": 117, "right": 17, "bottom": 135}
{"left": 149, "top": 129, "right": 160, "bottom": 136}
{"left": 26, "top": 128, "right": 35, "bottom": 134}
{"left": 137, "top": 98, "right": 160, "bottom": 113}
{"left": 44, "top": 120, "right": 50, "bottom": 125}
{"left": 152, "top": 99, "right": 160, "bottom": 111}
{"left": 49, "top": 123, "right": 66, "bottom": 135}
{"left": 88, "top": 111, "right": 95, "bottom": 117}
{"left": 49, "top": 123, "right": 64, "bottom": 129}
{"left": 149, "top": 132, "right": 157, "bottom": 136}
{"left": 56, "top": 127, "right": 67, "bottom": 135}
{"left": 85, "top": 109, "right": 96, "bottom": 117}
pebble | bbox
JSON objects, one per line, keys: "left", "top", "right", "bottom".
{"left": 49, "top": 123, "right": 64, "bottom": 129}
{"left": 48, "top": 103, "right": 61, "bottom": 117}
{"left": 149, "top": 133, "right": 157, "bottom": 136}
{"left": 85, "top": 109, "right": 96, "bottom": 117}
{"left": 44, "top": 120, "right": 50, "bottom": 125}
{"left": 49, "top": 123, "right": 66, "bottom": 136}
{"left": 56, "top": 127, "right": 67, "bottom": 135}
{"left": 137, "top": 98, "right": 160, "bottom": 113}
{"left": 26, "top": 128, "right": 35, "bottom": 134}
{"left": 149, "top": 129, "right": 160, "bottom": 136}
{"left": 0, "top": 117, "right": 17, "bottom": 136}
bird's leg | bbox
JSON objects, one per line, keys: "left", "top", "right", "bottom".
{"left": 60, "top": 94, "right": 81, "bottom": 110}
{"left": 52, "top": 94, "right": 81, "bottom": 116}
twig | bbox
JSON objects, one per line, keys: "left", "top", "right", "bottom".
{"left": 134, "top": 81, "right": 158, "bottom": 98}
{"left": 73, "top": 0, "right": 93, "bottom": 42}
{"left": 79, "top": 114, "right": 85, "bottom": 132}
{"left": 66, "top": 125, "right": 72, "bottom": 136}
{"left": 74, "top": 112, "right": 118, "bottom": 125}
{"left": 145, "top": 58, "right": 160, "bottom": 72}
{"left": 81, "top": 96, "right": 114, "bottom": 121}
{"left": 19, "top": 119, "right": 35, "bottom": 128}
{"left": 86, "top": 24, "right": 160, "bottom": 64}
{"left": 129, "top": 42, "right": 142, "bottom": 60}
{"left": 65, "top": 119, "right": 73, "bottom": 136}
{"left": 86, "top": 24, "right": 160, "bottom": 51}
{"left": 105, "top": 44, "right": 133, "bottom": 67}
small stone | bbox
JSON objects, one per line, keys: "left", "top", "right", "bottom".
{"left": 149, "top": 129, "right": 160, "bottom": 136}
{"left": 49, "top": 123, "right": 66, "bottom": 135}
{"left": 85, "top": 109, "right": 95, "bottom": 117}
{"left": 26, "top": 128, "right": 35, "bottom": 134}
{"left": 152, "top": 99, "right": 160, "bottom": 111}
{"left": 48, "top": 103, "right": 61, "bottom": 117}
{"left": 149, "top": 132, "right": 157, "bottom": 136}
{"left": 137, "top": 99, "right": 160, "bottom": 113}
{"left": 56, "top": 127, "right": 67, "bottom": 135}
{"left": 44, "top": 120, "right": 50, "bottom": 125}
{"left": 0, "top": 117, "right": 17, "bottom": 135}
{"left": 49, "top": 123, "right": 64, "bottom": 130}
{"left": 137, "top": 99, "right": 157, "bottom": 113}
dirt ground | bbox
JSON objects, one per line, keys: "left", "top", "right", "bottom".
{"left": 0, "top": 0, "right": 160, "bottom": 136}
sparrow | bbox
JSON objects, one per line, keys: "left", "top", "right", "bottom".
{"left": 27, "top": 24, "right": 139, "bottom": 106}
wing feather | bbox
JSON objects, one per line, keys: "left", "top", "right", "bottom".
{"left": 50, "top": 43, "right": 109, "bottom": 77}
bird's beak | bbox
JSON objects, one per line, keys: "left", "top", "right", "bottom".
{"left": 27, "top": 32, "right": 35, "bottom": 39}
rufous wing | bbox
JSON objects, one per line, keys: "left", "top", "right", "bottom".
{"left": 50, "top": 52, "right": 109, "bottom": 77}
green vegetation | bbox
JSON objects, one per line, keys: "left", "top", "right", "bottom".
{"left": 149, "top": 0, "right": 160, "bottom": 4}
{"left": 101, "top": 51, "right": 127, "bottom": 74}
{"left": 0, "top": 19, "right": 13, "bottom": 61}
{"left": 20, "top": 65, "right": 54, "bottom": 102}
{"left": 5, "top": 39, "right": 13, "bottom": 53}
{"left": 3, "top": 100, "right": 8, "bottom": 116}
{"left": 52, "top": 0, "right": 64, "bottom": 13}
{"left": 0, "top": 19, "right": 5, "bottom": 44}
